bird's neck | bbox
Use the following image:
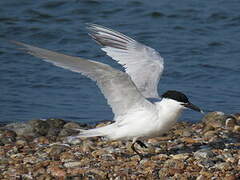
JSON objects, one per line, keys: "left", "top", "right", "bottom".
{"left": 155, "top": 98, "right": 183, "bottom": 122}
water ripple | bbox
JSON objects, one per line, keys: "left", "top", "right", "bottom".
{"left": 0, "top": 0, "right": 239, "bottom": 123}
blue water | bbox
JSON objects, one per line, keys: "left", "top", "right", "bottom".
{"left": 0, "top": 0, "right": 239, "bottom": 124}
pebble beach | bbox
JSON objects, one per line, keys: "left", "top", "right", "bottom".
{"left": 0, "top": 111, "right": 239, "bottom": 179}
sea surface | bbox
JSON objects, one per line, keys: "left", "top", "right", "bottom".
{"left": 0, "top": 0, "right": 239, "bottom": 124}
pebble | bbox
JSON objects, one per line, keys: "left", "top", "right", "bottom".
{"left": 163, "top": 159, "right": 185, "bottom": 169}
{"left": 47, "top": 128, "right": 61, "bottom": 137}
{"left": 203, "top": 130, "right": 216, "bottom": 137}
{"left": 196, "top": 175, "right": 206, "bottom": 180}
{"left": 194, "top": 149, "right": 215, "bottom": 159}
{"left": 47, "top": 145, "right": 69, "bottom": 160}
{"left": 34, "top": 136, "right": 50, "bottom": 144}
{"left": 60, "top": 152, "right": 76, "bottom": 162}
{"left": 1, "top": 136, "right": 16, "bottom": 144}
{"left": 214, "top": 162, "right": 232, "bottom": 171}
{"left": 202, "top": 111, "right": 226, "bottom": 130}
{"left": 4, "top": 122, "right": 35, "bottom": 137}
{"left": 198, "top": 159, "right": 215, "bottom": 168}
{"left": 47, "top": 166, "right": 66, "bottom": 177}
{"left": 233, "top": 125, "right": 240, "bottom": 132}
{"left": 225, "top": 117, "right": 236, "bottom": 128}
{"left": 63, "top": 161, "right": 82, "bottom": 168}
{"left": 63, "top": 122, "right": 82, "bottom": 129}
{"left": 171, "top": 153, "right": 189, "bottom": 160}
{"left": 46, "top": 118, "right": 66, "bottom": 129}
{"left": 0, "top": 114, "right": 239, "bottom": 179}
{"left": 28, "top": 119, "right": 49, "bottom": 136}
{"left": 15, "top": 139, "right": 28, "bottom": 147}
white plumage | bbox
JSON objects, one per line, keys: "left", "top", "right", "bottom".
{"left": 12, "top": 24, "right": 202, "bottom": 157}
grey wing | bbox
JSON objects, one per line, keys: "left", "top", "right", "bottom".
{"left": 87, "top": 23, "right": 164, "bottom": 98}
{"left": 12, "top": 41, "right": 154, "bottom": 119}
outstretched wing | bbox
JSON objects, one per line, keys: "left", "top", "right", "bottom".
{"left": 12, "top": 41, "right": 154, "bottom": 119}
{"left": 87, "top": 24, "right": 164, "bottom": 98}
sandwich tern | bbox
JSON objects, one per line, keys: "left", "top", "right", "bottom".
{"left": 12, "top": 24, "right": 202, "bottom": 157}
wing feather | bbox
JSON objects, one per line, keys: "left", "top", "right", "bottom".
{"left": 87, "top": 24, "right": 164, "bottom": 98}
{"left": 12, "top": 41, "right": 154, "bottom": 119}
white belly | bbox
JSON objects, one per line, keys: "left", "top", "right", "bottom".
{"left": 108, "top": 103, "right": 183, "bottom": 140}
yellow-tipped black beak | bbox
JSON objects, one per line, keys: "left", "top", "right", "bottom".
{"left": 184, "top": 102, "right": 204, "bottom": 114}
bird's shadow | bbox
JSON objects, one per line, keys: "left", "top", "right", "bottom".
{"left": 121, "top": 133, "right": 240, "bottom": 160}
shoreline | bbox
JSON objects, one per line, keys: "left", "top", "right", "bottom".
{"left": 0, "top": 112, "right": 239, "bottom": 179}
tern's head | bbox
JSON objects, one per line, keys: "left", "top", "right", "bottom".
{"left": 161, "top": 90, "right": 202, "bottom": 113}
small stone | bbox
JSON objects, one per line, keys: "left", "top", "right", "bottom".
{"left": 233, "top": 125, "right": 240, "bottom": 132}
{"left": 194, "top": 149, "right": 214, "bottom": 159}
{"left": 81, "top": 140, "right": 94, "bottom": 152}
{"left": 20, "top": 174, "right": 33, "bottom": 179}
{"left": 32, "top": 167, "right": 46, "bottom": 178}
{"left": 224, "top": 174, "right": 237, "bottom": 180}
{"left": 151, "top": 154, "right": 169, "bottom": 161}
{"left": 198, "top": 159, "right": 215, "bottom": 168}
{"left": 0, "top": 157, "right": 9, "bottom": 164}
{"left": 92, "top": 149, "right": 108, "bottom": 157}
{"left": 0, "top": 129, "right": 5, "bottom": 138}
{"left": 59, "top": 128, "right": 79, "bottom": 137}
{"left": 37, "top": 174, "right": 53, "bottom": 180}
{"left": 63, "top": 122, "right": 82, "bottom": 129}
{"left": 147, "top": 138, "right": 160, "bottom": 145}
{"left": 226, "top": 157, "right": 235, "bottom": 163}
{"left": 64, "top": 161, "right": 82, "bottom": 168}
{"left": 59, "top": 123, "right": 85, "bottom": 137}
{"left": 234, "top": 113, "right": 240, "bottom": 120}
{"left": 182, "top": 130, "right": 192, "bottom": 137}
{"left": 101, "top": 153, "right": 115, "bottom": 161}
{"left": 180, "top": 137, "right": 199, "bottom": 144}
{"left": 67, "top": 168, "right": 86, "bottom": 177}
{"left": 60, "top": 152, "right": 76, "bottom": 162}
{"left": 158, "top": 168, "right": 170, "bottom": 179}
{"left": 96, "top": 121, "right": 112, "bottom": 128}
{"left": 47, "top": 128, "right": 61, "bottom": 137}
{"left": 28, "top": 119, "right": 49, "bottom": 136}
{"left": 15, "top": 139, "right": 28, "bottom": 147}
{"left": 225, "top": 118, "right": 236, "bottom": 128}
{"left": 23, "top": 156, "right": 38, "bottom": 164}
{"left": 214, "top": 162, "right": 232, "bottom": 171}
{"left": 66, "top": 136, "right": 82, "bottom": 145}
{"left": 196, "top": 175, "right": 207, "bottom": 180}
{"left": 140, "top": 159, "right": 158, "bottom": 169}
{"left": 33, "top": 136, "right": 50, "bottom": 144}
{"left": 86, "top": 169, "right": 107, "bottom": 179}
{"left": 172, "top": 173, "right": 188, "bottom": 179}
{"left": 46, "top": 118, "right": 65, "bottom": 129}
{"left": 199, "top": 171, "right": 213, "bottom": 178}
{"left": 171, "top": 153, "right": 189, "bottom": 160}
{"left": 1, "top": 129, "right": 17, "bottom": 138}
{"left": 203, "top": 130, "right": 216, "bottom": 137}
{"left": 47, "top": 166, "right": 66, "bottom": 177}
{"left": 1, "top": 136, "right": 16, "bottom": 144}
{"left": 202, "top": 111, "right": 226, "bottom": 130}
{"left": 5, "top": 122, "right": 36, "bottom": 137}
{"left": 163, "top": 159, "right": 185, "bottom": 169}
{"left": 47, "top": 145, "right": 69, "bottom": 160}
{"left": 1, "top": 118, "right": 240, "bottom": 179}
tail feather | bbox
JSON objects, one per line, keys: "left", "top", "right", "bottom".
{"left": 75, "top": 128, "right": 106, "bottom": 137}
{"left": 68, "top": 124, "right": 115, "bottom": 141}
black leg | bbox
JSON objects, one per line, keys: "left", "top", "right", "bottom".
{"left": 131, "top": 141, "right": 143, "bottom": 159}
{"left": 136, "top": 140, "right": 147, "bottom": 148}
